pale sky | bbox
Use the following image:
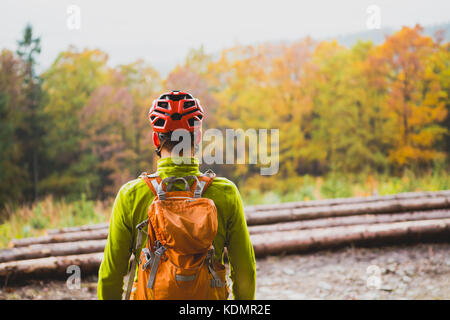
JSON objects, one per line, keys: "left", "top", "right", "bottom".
{"left": 1, "top": 0, "right": 449, "bottom": 75}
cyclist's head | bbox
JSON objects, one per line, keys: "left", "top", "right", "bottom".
{"left": 148, "top": 90, "right": 204, "bottom": 157}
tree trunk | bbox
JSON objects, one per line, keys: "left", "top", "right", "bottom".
{"left": 246, "top": 196, "right": 450, "bottom": 225}
{"left": 47, "top": 223, "right": 109, "bottom": 235}
{"left": 245, "top": 190, "right": 450, "bottom": 213}
{"left": 0, "top": 240, "right": 106, "bottom": 263}
{"left": 11, "top": 229, "right": 108, "bottom": 248}
{"left": 33, "top": 149, "right": 38, "bottom": 201}
{"left": 251, "top": 218, "right": 450, "bottom": 257}
{"left": 248, "top": 209, "right": 450, "bottom": 234}
{"left": 0, "top": 252, "right": 104, "bottom": 281}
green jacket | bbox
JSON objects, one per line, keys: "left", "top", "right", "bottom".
{"left": 97, "top": 157, "right": 256, "bottom": 300}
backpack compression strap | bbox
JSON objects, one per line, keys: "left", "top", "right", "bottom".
{"left": 124, "top": 218, "right": 148, "bottom": 300}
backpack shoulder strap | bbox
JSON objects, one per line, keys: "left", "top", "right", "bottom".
{"left": 191, "top": 169, "right": 216, "bottom": 197}
{"left": 139, "top": 172, "right": 162, "bottom": 197}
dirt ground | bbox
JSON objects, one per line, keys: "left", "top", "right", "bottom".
{"left": 1, "top": 242, "right": 449, "bottom": 300}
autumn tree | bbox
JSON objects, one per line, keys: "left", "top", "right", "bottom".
{"left": 41, "top": 48, "right": 109, "bottom": 197}
{"left": 207, "top": 40, "right": 315, "bottom": 180}
{"left": 2, "top": 23, "right": 449, "bottom": 206}
{"left": 301, "top": 40, "right": 393, "bottom": 174}
{"left": 369, "top": 25, "right": 448, "bottom": 169}
{"left": 165, "top": 46, "right": 218, "bottom": 129}
{"left": 430, "top": 39, "right": 450, "bottom": 157}
{"left": 80, "top": 60, "right": 161, "bottom": 197}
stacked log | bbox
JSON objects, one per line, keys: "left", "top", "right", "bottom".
{"left": 245, "top": 190, "right": 450, "bottom": 213}
{"left": 0, "top": 240, "right": 107, "bottom": 263}
{"left": 248, "top": 209, "right": 450, "bottom": 234}
{"left": 11, "top": 229, "right": 109, "bottom": 248}
{"left": 1, "top": 190, "right": 450, "bottom": 281}
{"left": 251, "top": 218, "right": 450, "bottom": 256}
{"left": 47, "top": 223, "right": 109, "bottom": 235}
{"left": 0, "top": 253, "right": 104, "bottom": 282}
{"left": 245, "top": 196, "right": 450, "bottom": 225}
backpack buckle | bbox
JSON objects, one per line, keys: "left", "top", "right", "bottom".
{"left": 154, "top": 241, "right": 168, "bottom": 261}
{"left": 136, "top": 219, "right": 149, "bottom": 231}
{"left": 141, "top": 248, "right": 154, "bottom": 271}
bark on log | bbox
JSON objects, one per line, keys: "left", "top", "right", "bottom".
{"left": 251, "top": 218, "right": 450, "bottom": 257}
{"left": 248, "top": 209, "right": 450, "bottom": 234}
{"left": 0, "top": 252, "right": 104, "bottom": 281}
{"left": 246, "top": 196, "right": 450, "bottom": 225}
{"left": 11, "top": 229, "right": 109, "bottom": 248}
{"left": 245, "top": 190, "right": 450, "bottom": 213}
{"left": 0, "top": 240, "right": 107, "bottom": 263}
{"left": 47, "top": 223, "right": 109, "bottom": 235}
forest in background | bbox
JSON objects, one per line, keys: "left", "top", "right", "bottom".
{"left": 0, "top": 24, "right": 449, "bottom": 236}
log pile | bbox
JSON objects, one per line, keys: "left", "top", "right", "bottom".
{"left": 1, "top": 190, "right": 449, "bottom": 281}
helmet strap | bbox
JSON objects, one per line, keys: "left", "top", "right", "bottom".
{"left": 154, "top": 132, "right": 169, "bottom": 157}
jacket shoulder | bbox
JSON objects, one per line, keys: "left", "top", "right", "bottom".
{"left": 205, "top": 176, "right": 240, "bottom": 199}
{"left": 117, "top": 177, "right": 150, "bottom": 198}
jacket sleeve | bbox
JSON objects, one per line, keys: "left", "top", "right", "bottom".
{"left": 226, "top": 182, "right": 256, "bottom": 300}
{"left": 97, "top": 185, "right": 134, "bottom": 300}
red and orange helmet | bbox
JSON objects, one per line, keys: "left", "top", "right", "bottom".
{"left": 148, "top": 90, "right": 204, "bottom": 133}
{"left": 148, "top": 90, "right": 204, "bottom": 155}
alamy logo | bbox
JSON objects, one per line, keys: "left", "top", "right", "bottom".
{"left": 67, "top": 5, "right": 81, "bottom": 30}
{"left": 169, "top": 128, "right": 279, "bottom": 175}
{"left": 66, "top": 265, "right": 81, "bottom": 290}
{"left": 366, "top": 265, "right": 382, "bottom": 289}
{"left": 366, "top": 5, "right": 381, "bottom": 30}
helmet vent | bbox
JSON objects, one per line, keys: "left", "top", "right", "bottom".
{"left": 157, "top": 101, "right": 169, "bottom": 109}
{"left": 183, "top": 101, "right": 196, "bottom": 109}
{"left": 168, "top": 94, "right": 185, "bottom": 101}
{"left": 171, "top": 113, "right": 182, "bottom": 121}
{"left": 154, "top": 109, "right": 167, "bottom": 115}
{"left": 154, "top": 118, "right": 166, "bottom": 127}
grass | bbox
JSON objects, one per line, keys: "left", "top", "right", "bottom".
{"left": 0, "top": 194, "right": 111, "bottom": 248}
{"left": 240, "top": 167, "right": 450, "bottom": 206}
{"left": 0, "top": 167, "right": 449, "bottom": 248}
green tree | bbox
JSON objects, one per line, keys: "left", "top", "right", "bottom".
{"left": 0, "top": 50, "right": 27, "bottom": 210}
{"left": 16, "top": 24, "right": 45, "bottom": 201}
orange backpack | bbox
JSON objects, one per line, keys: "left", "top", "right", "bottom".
{"left": 124, "top": 170, "right": 229, "bottom": 300}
